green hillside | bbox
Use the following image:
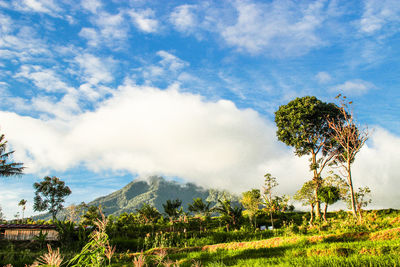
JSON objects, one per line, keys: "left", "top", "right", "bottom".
{"left": 89, "top": 176, "right": 239, "bottom": 216}
{"left": 33, "top": 176, "right": 239, "bottom": 220}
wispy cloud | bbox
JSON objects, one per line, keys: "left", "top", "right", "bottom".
{"left": 359, "top": 0, "right": 400, "bottom": 35}
{"left": 128, "top": 9, "right": 159, "bottom": 33}
{"left": 315, "top": 71, "right": 332, "bottom": 84}
{"left": 332, "top": 79, "right": 376, "bottom": 95}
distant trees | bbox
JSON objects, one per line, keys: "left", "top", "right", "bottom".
{"left": 241, "top": 189, "right": 261, "bottom": 228}
{"left": 162, "top": 199, "right": 183, "bottom": 221}
{"left": 275, "top": 96, "right": 344, "bottom": 219}
{"left": 136, "top": 203, "right": 161, "bottom": 224}
{"left": 33, "top": 176, "right": 72, "bottom": 220}
{"left": 188, "top": 198, "right": 211, "bottom": 217}
{"left": 213, "top": 199, "right": 243, "bottom": 231}
{"left": 0, "top": 132, "right": 24, "bottom": 177}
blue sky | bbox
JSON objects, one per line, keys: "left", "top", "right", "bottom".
{"left": 0, "top": 0, "right": 399, "bottom": 219}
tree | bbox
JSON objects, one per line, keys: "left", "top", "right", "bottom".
{"left": 188, "top": 198, "right": 211, "bottom": 217}
{"left": 213, "top": 198, "right": 243, "bottom": 231}
{"left": 0, "top": 205, "right": 4, "bottom": 221}
{"left": 317, "top": 186, "right": 340, "bottom": 222}
{"left": 162, "top": 199, "right": 182, "bottom": 220}
{"left": 327, "top": 95, "right": 369, "bottom": 218}
{"left": 33, "top": 176, "right": 72, "bottom": 220}
{"left": 293, "top": 180, "right": 316, "bottom": 225}
{"left": 136, "top": 203, "right": 161, "bottom": 224}
{"left": 81, "top": 205, "right": 102, "bottom": 226}
{"left": 262, "top": 173, "right": 278, "bottom": 228}
{"left": 0, "top": 132, "right": 24, "bottom": 177}
{"left": 241, "top": 189, "right": 261, "bottom": 228}
{"left": 354, "top": 186, "right": 372, "bottom": 222}
{"left": 18, "top": 199, "right": 27, "bottom": 222}
{"left": 275, "top": 96, "right": 343, "bottom": 219}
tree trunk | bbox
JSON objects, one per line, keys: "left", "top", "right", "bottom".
{"left": 309, "top": 203, "right": 314, "bottom": 226}
{"left": 323, "top": 203, "right": 328, "bottom": 222}
{"left": 270, "top": 211, "right": 274, "bottom": 229}
{"left": 312, "top": 152, "right": 321, "bottom": 219}
{"left": 347, "top": 159, "right": 358, "bottom": 219}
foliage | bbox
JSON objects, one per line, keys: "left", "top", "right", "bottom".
{"left": 81, "top": 205, "right": 103, "bottom": 226}
{"left": 188, "top": 198, "right": 212, "bottom": 217}
{"left": 318, "top": 186, "right": 341, "bottom": 221}
{"left": 69, "top": 210, "right": 116, "bottom": 266}
{"left": 275, "top": 96, "right": 344, "bottom": 218}
{"left": 241, "top": 189, "right": 261, "bottom": 228}
{"left": 212, "top": 199, "right": 243, "bottom": 231}
{"left": 0, "top": 132, "right": 24, "bottom": 177}
{"left": 33, "top": 176, "right": 72, "bottom": 220}
{"left": 18, "top": 199, "right": 27, "bottom": 222}
{"left": 163, "top": 199, "right": 183, "bottom": 220}
{"left": 136, "top": 203, "right": 161, "bottom": 225}
{"left": 354, "top": 187, "right": 372, "bottom": 221}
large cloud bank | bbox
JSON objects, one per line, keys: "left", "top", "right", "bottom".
{"left": 1, "top": 85, "right": 399, "bottom": 208}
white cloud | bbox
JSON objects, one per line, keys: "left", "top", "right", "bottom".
{"left": 78, "top": 27, "right": 100, "bottom": 47}
{"left": 221, "top": 0, "right": 326, "bottom": 55}
{"left": 315, "top": 71, "right": 332, "bottom": 84}
{"left": 332, "top": 79, "right": 376, "bottom": 95}
{"left": 169, "top": 5, "right": 197, "bottom": 33}
{"left": 359, "top": 0, "right": 400, "bottom": 34}
{"left": 0, "top": 88, "right": 399, "bottom": 211}
{"left": 81, "top": 0, "right": 102, "bottom": 14}
{"left": 74, "top": 53, "right": 114, "bottom": 85}
{"left": 13, "top": 0, "right": 61, "bottom": 16}
{"left": 14, "top": 65, "right": 73, "bottom": 93}
{"left": 128, "top": 9, "right": 158, "bottom": 33}
{"left": 352, "top": 127, "right": 400, "bottom": 208}
{"left": 0, "top": 85, "right": 284, "bottom": 192}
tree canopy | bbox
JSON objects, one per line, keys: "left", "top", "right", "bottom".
{"left": 33, "top": 176, "right": 72, "bottom": 220}
{"left": 0, "top": 133, "right": 24, "bottom": 177}
{"left": 275, "top": 96, "right": 344, "bottom": 218}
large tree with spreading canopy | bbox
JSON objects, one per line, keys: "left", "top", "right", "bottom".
{"left": 275, "top": 96, "right": 343, "bottom": 218}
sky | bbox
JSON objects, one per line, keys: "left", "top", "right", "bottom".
{"left": 0, "top": 0, "right": 399, "bottom": 219}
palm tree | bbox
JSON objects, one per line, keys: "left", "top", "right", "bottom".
{"left": 19, "top": 199, "right": 27, "bottom": 222}
{"left": 0, "top": 133, "right": 24, "bottom": 177}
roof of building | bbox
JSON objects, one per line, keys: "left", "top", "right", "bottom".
{"left": 0, "top": 224, "right": 57, "bottom": 230}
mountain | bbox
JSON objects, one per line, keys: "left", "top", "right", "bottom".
{"left": 89, "top": 176, "right": 239, "bottom": 216}
{"left": 32, "top": 176, "right": 239, "bottom": 220}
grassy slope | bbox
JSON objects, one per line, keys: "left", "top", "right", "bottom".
{"left": 120, "top": 227, "right": 400, "bottom": 266}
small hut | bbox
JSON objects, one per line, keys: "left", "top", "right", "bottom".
{"left": 0, "top": 224, "right": 58, "bottom": 241}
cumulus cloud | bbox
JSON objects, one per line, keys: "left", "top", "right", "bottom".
{"left": 332, "top": 79, "right": 376, "bottom": 95}
{"left": 1, "top": 87, "right": 399, "bottom": 214}
{"left": 0, "top": 85, "right": 284, "bottom": 192}
{"left": 352, "top": 127, "right": 400, "bottom": 208}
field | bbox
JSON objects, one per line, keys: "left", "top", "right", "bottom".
{"left": 1, "top": 209, "right": 400, "bottom": 266}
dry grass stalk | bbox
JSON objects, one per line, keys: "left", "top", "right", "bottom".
{"left": 33, "top": 244, "right": 63, "bottom": 266}
{"left": 132, "top": 252, "right": 146, "bottom": 267}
